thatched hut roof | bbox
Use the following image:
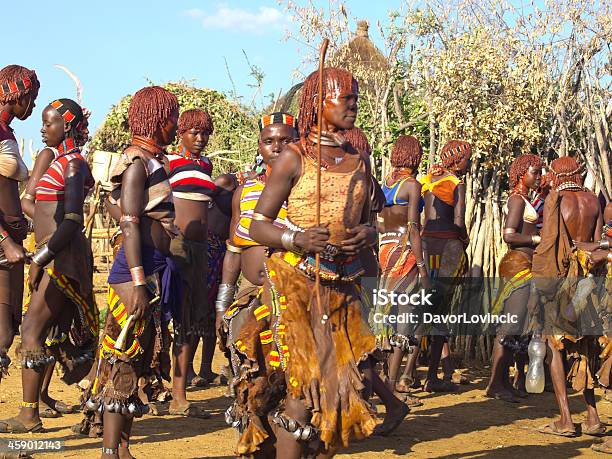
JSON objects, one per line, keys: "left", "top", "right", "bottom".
{"left": 267, "top": 20, "right": 388, "bottom": 115}
{"left": 335, "top": 21, "right": 388, "bottom": 74}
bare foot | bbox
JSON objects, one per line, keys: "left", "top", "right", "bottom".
{"left": 119, "top": 446, "right": 135, "bottom": 459}
{"left": 484, "top": 387, "right": 518, "bottom": 403}
{"left": 374, "top": 402, "right": 409, "bottom": 436}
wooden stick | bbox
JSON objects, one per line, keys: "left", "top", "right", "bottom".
{"left": 315, "top": 39, "right": 330, "bottom": 323}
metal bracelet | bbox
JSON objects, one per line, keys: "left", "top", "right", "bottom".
{"left": 120, "top": 214, "right": 140, "bottom": 224}
{"left": 215, "top": 283, "right": 237, "bottom": 313}
{"left": 64, "top": 212, "right": 84, "bottom": 225}
{"left": 130, "top": 266, "right": 146, "bottom": 286}
{"left": 532, "top": 235, "right": 541, "bottom": 245}
{"left": 503, "top": 228, "right": 516, "bottom": 235}
{"left": 416, "top": 260, "right": 426, "bottom": 269}
{"left": 281, "top": 230, "right": 299, "bottom": 252}
{"left": 252, "top": 212, "right": 273, "bottom": 222}
{"left": 23, "top": 193, "right": 35, "bottom": 201}
{"left": 31, "top": 244, "right": 56, "bottom": 267}
{"left": 599, "top": 239, "right": 610, "bottom": 250}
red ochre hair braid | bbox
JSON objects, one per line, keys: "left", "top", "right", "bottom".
{"left": 550, "top": 156, "right": 584, "bottom": 188}
{"left": 128, "top": 86, "right": 179, "bottom": 138}
{"left": 178, "top": 109, "right": 214, "bottom": 136}
{"left": 0, "top": 65, "right": 40, "bottom": 104}
{"left": 509, "top": 154, "right": 543, "bottom": 188}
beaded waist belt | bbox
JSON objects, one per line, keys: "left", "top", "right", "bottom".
{"left": 379, "top": 231, "right": 410, "bottom": 247}
{"left": 282, "top": 220, "right": 364, "bottom": 283}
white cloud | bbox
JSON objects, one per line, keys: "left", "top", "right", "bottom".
{"left": 185, "top": 5, "right": 288, "bottom": 34}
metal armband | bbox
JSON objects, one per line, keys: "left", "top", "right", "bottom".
{"left": 281, "top": 230, "right": 300, "bottom": 252}
{"left": 216, "top": 283, "right": 237, "bottom": 313}
{"left": 252, "top": 212, "right": 273, "bottom": 223}
{"left": 120, "top": 215, "right": 140, "bottom": 224}
{"left": 64, "top": 212, "right": 84, "bottom": 225}
{"left": 130, "top": 266, "right": 146, "bottom": 286}
{"left": 31, "top": 244, "right": 56, "bottom": 267}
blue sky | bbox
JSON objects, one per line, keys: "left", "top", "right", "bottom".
{"left": 4, "top": 0, "right": 395, "bottom": 163}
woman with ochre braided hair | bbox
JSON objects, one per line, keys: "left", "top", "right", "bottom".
{"left": 419, "top": 140, "right": 471, "bottom": 393}
{"left": 0, "top": 98, "right": 97, "bottom": 434}
{"left": 166, "top": 108, "right": 216, "bottom": 417}
{"left": 376, "top": 135, "right": 429, "bottom": 404}
{"left": 86, "top": 86, "right": 180, "bottom": 459}
{"left": 530, "top": 156, "right": 607, "bottom": 438}
{"left": 250, "top": 68, "right": 394, "bottom": 458}
{"left": 485, "top": 154, "right": 542, "bottom": 403}
{"left": 20, "top": 102, "right": 92, "bottom": 419}
{"left": 0, "top": 65, "right": 39, "bottom": 383}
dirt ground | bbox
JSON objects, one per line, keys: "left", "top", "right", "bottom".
{"left": 1, "top": 341, "right": 610, "bottom": 459}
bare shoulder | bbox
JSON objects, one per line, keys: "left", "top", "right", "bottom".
{"left": 507, "top": 194, "right": 526, "bottom": 208}
{"left": 35, "top": 148, "right": 55, "bottom": 163}
{"left": 403, "top": 177, "right": 422, "bottom": 195}
{"left": 273, "top": 143, "right": 302, "bottom": 176}
{"left": 215, "top": 173, "right": 238, "bottom": 191}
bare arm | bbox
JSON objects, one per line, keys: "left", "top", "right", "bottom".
{"left": 404, "top": 180, "right": 426, "bottom": 267}
{"left": 46, "top": 160, "right": 86, "bottom": 252}
{"left": 120, "top": 160, "right": 146, "bottom": 273}
{"left": 454, "top": 182, "right": 468, "bottom": 242}
{"left": 220, "top": 185, "right": 244, "bottom": 286}
{"left": 105, "top": 195, "right": 122, "bottom": 222}
{"left": 250, "top": 147, "right": 303, "bottom": 248}
{"left": 593, "top": 209, "right": 603, "bottom": 242}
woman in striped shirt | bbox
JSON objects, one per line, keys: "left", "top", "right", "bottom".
{"left": 20, "top": 101, "right": 92, "bottom": 419}
{"left": 166, "top": 109, "right": 216, "bottom": 417}
{"left": 0, "top": 98, "right": 96, "bottom": 434}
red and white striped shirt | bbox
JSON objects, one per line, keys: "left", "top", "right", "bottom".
{"left": 35, "top": 150, "right": 94, "bottom": 201}
{"left": 167, "top": 152, "right": 216, "bottom": 201}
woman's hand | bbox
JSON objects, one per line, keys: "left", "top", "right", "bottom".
{"left": 215, "top": 312, "right": 225, "bottom": 343}
{"left": 28, "top": 262, "right": 44, "bottom": 291}
{"left": 294, "top": 227, "right": 330, "bottom": 253}
{"left": 340, "top": 225, "right": 376, "bottom": 256}
{"left": 1, "top": 239, "right": 26, "bottom": 265}
{"left": 127, "top": 285, "right": 149, "bottom": 321}
{"left": 418, "top": 266, "right": 432, "bottom": 290}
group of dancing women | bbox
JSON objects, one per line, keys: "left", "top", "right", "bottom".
{"left": 0, "top": 62, "right": 610, "bottom": 459}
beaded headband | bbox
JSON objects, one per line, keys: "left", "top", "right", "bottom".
{"left": 0, "top": 76, "right": 32, "bottom": 97}
{"left": 50, "top": 99, "right": 78, "bottom": 124}
{"left": 550, "top": 163, "right": 584, "bottom": 177}
{"left": 441, "top": 143, "right": 469, "bottom": 161}
{"left": 258, "top": 112, "right": 297, "bottom": 132}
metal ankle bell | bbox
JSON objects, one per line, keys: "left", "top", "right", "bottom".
{"left": 104, "top": 401, "right": 115, "bottom": 412}
{"left": 224, "top": 406, "right": 234, "bottom": 426}
{"left": 300, "top": 425, "right": 316, "bottom": 441}
{"left": 127, "top": 403, "right": 137, "bottom": 415}
{"left": 85, "top": 397, "right": 99, "bottom": 411}
{"left": 286, "top": 417, "right": 297, "bottom": 432}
